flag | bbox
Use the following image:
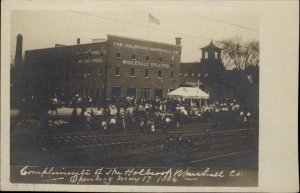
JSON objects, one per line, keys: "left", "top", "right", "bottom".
{"left": 149, "top": 14, "right": 160, "bottom": 25}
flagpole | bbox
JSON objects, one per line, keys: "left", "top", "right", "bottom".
{"left": 147, "top": 13, "right": 149, "bottom": 40}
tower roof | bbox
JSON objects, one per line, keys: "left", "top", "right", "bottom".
{"left": 200, "top": 40, "right": 222, "bottom": 50}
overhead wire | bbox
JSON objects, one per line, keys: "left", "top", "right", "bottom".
{"left": 68, "top": 10, "right": 258, "bottom": 50}
{"left": 188, "top": 13, "right": 259, "bottom": 33}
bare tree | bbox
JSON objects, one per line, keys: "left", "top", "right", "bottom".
{"left": 220, "top": 37, "right": 259, "bottom": 70}
{"left": 221, "top": 51, "right": 231, "bottom": 69}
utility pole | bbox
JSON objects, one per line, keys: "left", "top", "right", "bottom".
{"left": 104, "top": 62, "right": 108, "bottom": 98}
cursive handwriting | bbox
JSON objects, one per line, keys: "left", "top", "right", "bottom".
{"left": 19, "top": 166, "right": 243, "bottom": 185}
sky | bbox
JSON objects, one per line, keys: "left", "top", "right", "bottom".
{"left": 10, "top": 2, "right": 259, "bottom": 63}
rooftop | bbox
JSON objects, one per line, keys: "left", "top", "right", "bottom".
{"left": 107, "top": 34, "right": 181, "bottom": 48}
{"left": 201, "top": 41, "right": 222, "bottom": 50}
{"left": 26, "top": 34, "right": 181, "bottom": 53}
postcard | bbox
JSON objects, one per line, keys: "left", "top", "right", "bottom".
{"left": 1, "top": 0, "right": 299, "bottom": 192}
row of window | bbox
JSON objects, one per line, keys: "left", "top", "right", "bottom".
{"left": 115, "top": 67, "right": 174, "bottom": 79}
{"left": 115, "top": 53, "right": 175, "bottom": 64}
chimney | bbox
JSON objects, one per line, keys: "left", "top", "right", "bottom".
{"left": 175, "top": 37, "right": 181, "bottom": 46}
{"left": 77, "top": 38, "right": 80, "bottom": 45}
{"left": 15, "top": 34, "right": 23, "bottom": 67}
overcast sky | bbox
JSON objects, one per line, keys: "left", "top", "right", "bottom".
{"left": 10, "top": 2, "right": 259, "bottom": 63}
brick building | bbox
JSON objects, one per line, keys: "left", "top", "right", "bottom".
{"left": 24, "top": 35, "right": 182, "bottom": 102}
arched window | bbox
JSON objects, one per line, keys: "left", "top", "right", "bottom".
{"left": 205, "top": 52, "right": 208, "bottom": 59}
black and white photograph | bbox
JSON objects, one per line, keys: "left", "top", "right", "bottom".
{"left": 1, "top": 0, "right": 299, "bottom": 192}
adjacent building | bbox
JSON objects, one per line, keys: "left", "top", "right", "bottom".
{"left": 180, "top": 41, "right": 229, "bottom": 100}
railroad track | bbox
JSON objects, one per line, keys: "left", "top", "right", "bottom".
{"left": 35, "top": 127, "right": 256, "bottom": 152}
{"left": 43, "top": 127, "right": 257, "bottom": 167}
{"left": 31, "top": 122, "right": 254, "bottom": 143}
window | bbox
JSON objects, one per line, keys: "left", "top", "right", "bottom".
{"left": 111, "top": 86, "right": 122, "bottom": 98}
{"left": 84, "top": 86, "right": 90, "bottom": 97}
{"left": 170, "top": 70, "right": 174, "bottom": 79}
{"left": 158, "top": 70, "right": 162, "bottom": 79}
{"left": 115, "top": 66, "right": 120, "bottom": 76}
{"left": 154, "top": 88, "right": 163, "bottom": 98}
{"left": 130, "top": 68, "right": 135, "bottom": 77}
{"left": 145, "top": 69, "right": 149, "bottom": 78}
{"left": 141, "top": 88, "right": 150, "bottom": 99}
{"left": 95, "top": 87, "right": 101, "bottom": 99}
{"left": 116, "top": 53, "right": 121, "bottom": 59}
{"left": 145, "top": 56, "right": 150, "bottom": 61}
{"left": 127, "top": 87, "right": 136, "bottom": 98}
{"left": 89, "top": 87, "right": 94, "bottom": 97}
{"left": 132, "top": 54, "right": 136, "bottom": 60}
{"left": 159, "top": 58, "right": 162, "bottom": 63}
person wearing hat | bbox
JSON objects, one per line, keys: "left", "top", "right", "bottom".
{"left": 119, "top": 108, "right": 126, "bottom": 130}
{"left": 185, "top": 137, "right": 193, "bottom": 162}
{"left": 109, "top": 115, "right": 117, "bottom": 133}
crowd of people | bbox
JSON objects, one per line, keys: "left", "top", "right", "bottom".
{"left": 17, "top": 94, "right": 255, "bottom": 165}
{"left": 69, "top": 96, "right": 180, "bottom": 133}
{"left": 19, "top": 93, "right": 254, "bottom": 132}
{"left": 65, "top": 95, "right": 253, "bottom": 133}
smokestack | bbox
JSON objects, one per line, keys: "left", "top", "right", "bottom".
{"left": 77, "top": 38, "right": 80, "bottom": 45}
{"left": 15, "top": 34, "right": 23, "bottom": 67}
{"left": 175, "top": 37, "right": 181, "bottom": 46}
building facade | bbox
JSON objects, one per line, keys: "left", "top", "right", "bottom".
{"left": 24, "top": 35, "right": 181, "bottom": 102}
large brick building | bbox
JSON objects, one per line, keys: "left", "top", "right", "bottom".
{"left": 24, "top": 35, "right": 182, "bottom": 101}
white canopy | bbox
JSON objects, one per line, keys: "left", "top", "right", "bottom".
{"left": 167, "top": 87, "right": 209, "bottom": 99}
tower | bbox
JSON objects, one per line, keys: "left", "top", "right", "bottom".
{"left": 201, "top": 40, "right": 222, "bottom": 61}
{"left": 200, "top": 40, "right": 224, "bottom": 73}
{"left": 199, "top": 41, "right": 225, "bottom": 100}
{"left": 15, "top": 34, "right": 23, "bottom": 67}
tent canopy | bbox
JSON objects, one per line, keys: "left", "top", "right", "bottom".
{"left": 167, "top": 87, "right": 209, "bottom": 99}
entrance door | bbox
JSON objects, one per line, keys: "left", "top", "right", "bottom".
{"left": 111, "top": 86, "right": 121, "bottom": 98}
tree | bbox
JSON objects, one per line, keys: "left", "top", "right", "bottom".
{"left": 220, "top": 37, "right": 259, "bottom": 70}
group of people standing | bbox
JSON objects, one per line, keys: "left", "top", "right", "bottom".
{"left": 70, "top": 96, "right": 251, "bottom": 132}
{"left": 21, "top": 92, "right": 253, "bottom": 131}
{"left": 163, "top": 135, "right": 194, "bottom": 165}
{"left": 70, "top": 98, "right": 179, "bottom": 133}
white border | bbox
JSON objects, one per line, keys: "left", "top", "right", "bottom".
{"left": 1, "top": 0, "right": 299, "bottom": 192}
